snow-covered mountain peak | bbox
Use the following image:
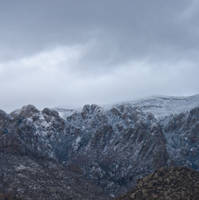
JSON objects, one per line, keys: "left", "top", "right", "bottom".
{"left": 54, "top": 94, "right": 199, "bottom": 120}
{"left": 111, "top": 94, "right": 199, "bottom": 119}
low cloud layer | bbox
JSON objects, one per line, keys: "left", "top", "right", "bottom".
{"left": 0, "top": 0, "right": 199, "bottom": 111}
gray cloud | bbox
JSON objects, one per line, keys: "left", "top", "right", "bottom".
{"left": 0, "top": 0, "right": 199, "bottom": 111}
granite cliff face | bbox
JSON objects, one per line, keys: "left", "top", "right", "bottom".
{"left": 1, "top": 95, "right": 199, "bottom": 199}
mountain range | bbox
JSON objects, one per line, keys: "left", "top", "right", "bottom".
{"left": 1, "top": 94, "right": 199, "bottom": 199}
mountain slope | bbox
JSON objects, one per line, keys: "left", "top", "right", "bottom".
{"left": 116, "top": 167, "right": 199, "bottom": 200}
{"left": 0, "top": 153, "right": 107, "bottom": 200}
{"left": 0, "top": 106, "right": 108, "bottom": 200}
{"left": 1, "top": 94, "right": 199, "bottom": 198}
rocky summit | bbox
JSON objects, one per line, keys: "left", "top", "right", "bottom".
{"left": 116, "top": 167, "right": 199, "bottom": 200}
{"left": 1, "top": 95, "right": 199, "bottom": 199}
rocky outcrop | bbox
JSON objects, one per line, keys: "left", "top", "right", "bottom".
{"left": 162, "top": 107, "right": 199, "bottom": 168}
{"left": 1, "top": 96, "right": 199, "bottom": 198}
{"left": 0, "top": 104, "right": 169, "bottom": 197}
{"left": 116, "top": 167, "right": 199, "bottom": 200}
{"left": 0, "top": 106, "right": 108, "bottom": 200}
{"left": 61, "top": 104, "right": 169, "bottom": 195}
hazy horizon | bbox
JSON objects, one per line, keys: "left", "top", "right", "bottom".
{"left": 3, "top": 93, "right": 199, "bottom": 113}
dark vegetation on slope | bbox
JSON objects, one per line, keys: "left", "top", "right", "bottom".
{"left": 116, "top": 167, "right": 199, "bottom": 200}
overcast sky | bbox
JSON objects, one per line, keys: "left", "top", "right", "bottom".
{"left": 1, "top": 0, "right": 199, "bottom": 112}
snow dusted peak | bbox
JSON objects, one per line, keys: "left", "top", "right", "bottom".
{"left": 42, "top": 107, "right": 59, "bottom": 118}
{"left": 54, "top": 105, "right": 103, "bottom": 121}
{"left": 82, "top": 104, "right": 102, "bottom": 115}
{"left": 124, "top": 94, "right": 199, "bottom": 119}
{"left": 52, "top": 94, "right": 199, "bottom": 120}
{"left": 54, "top": 108, "right": 77, "bottom": 120}
{"left": 10, "top": 105, "right": 40, "bottom": 118}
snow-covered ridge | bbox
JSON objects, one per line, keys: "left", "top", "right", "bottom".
{"left": 127, "top": 94, "right": 199, "bottom": 118}
{"left": 56, "top": 94, "right": 199, "bottom": 119}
